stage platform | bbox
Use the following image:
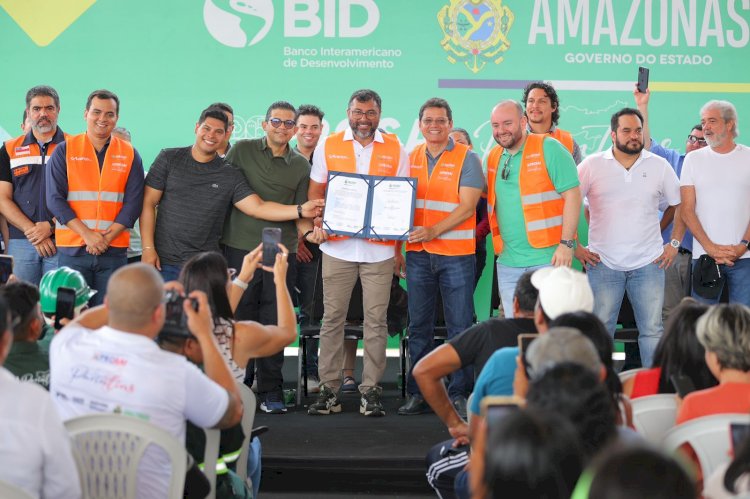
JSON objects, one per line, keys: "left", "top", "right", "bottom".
{"left": 256, "top": 355, "right": 447, "bottom": 498}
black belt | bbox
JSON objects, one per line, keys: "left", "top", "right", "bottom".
{"left": 678, "top": 247, "right": 692, "bottom": 255}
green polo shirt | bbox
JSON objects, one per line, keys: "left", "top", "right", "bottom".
{"left": 5, "top": 340, "right": 50, "bottom": 389}
{"left": 494, "top": 136, "right": 579, "bottom": 267}
{"left": 221, "top": 137, "right": 311, "bottom": 252}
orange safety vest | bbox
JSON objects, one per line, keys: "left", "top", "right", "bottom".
{"left": 548, "top": 128, "right": 574, "bottom": 155}
{"left": 323, "top": 131, "right": 402, "bottom": 244}
{"left": 56, "top": 134, "right": 133, "bottom": 248}
{"left": 487, "top": 134, "right": 563, "bottom": 255}
{"left": 406, "top": 142, "right": 474, "bottom": 256}
{"left": 5, "top": 133, "right": 67, "bottom": 179}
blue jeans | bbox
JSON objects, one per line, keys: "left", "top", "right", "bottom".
{"left": 406, "top": 251, "right": 475, "bottom": 399}
{"left": 7, "top": 238, "right": 58, "bottom": 286}
{"left": 496, "top": 262, "right": 551, "bottom": 318}
{"left": 246, "top": 437, "right": 261, "bottom": 498}
{"left": 160, "top": 263, "right": 182, "bottom": 283}
{"left": 58, "top": 252, "right": 127, "bottom": 306}
{"left": 692, "top": 257, "right": 750, "bottom": 307}
{"left": 587, "top": 262, "right": 664, "bottom": 368}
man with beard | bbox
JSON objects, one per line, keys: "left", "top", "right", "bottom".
{"left": 486, "top": 100, "right": 581, "bottom": 318}
{"left": 0, "top": 86, "right": 67, "bottom": 284}
{"left": 576, "top": 108, "right": 681, "bottom": 367}
{"left": 522, "top": 81, "right": 582, "bottom": 164}
{"left": 306, "top": 89, "right": 408, "bottom": 417}
{"left": 681, "top": 100, "right": 750, "bottom": 306}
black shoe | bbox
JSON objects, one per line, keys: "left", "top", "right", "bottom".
{"left": 308, "top": 385, "right": 342, "bottom": 415}
{"left": 360, "top": 387, "right": 385, "bottom": 417}
{"left": 398, "top": 395, "right": 432, "bottom": 415}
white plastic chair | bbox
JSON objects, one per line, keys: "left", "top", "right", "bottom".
{"left": 235, "top": 381, "right": 258, "bottom": 486}
{"left": 64, "top": 413, "right": 187, "bottom": 499}
{"left": 202, "top": 428, "right": 221, "bottom": 499}
{"left": 0, "top": 480, "right": 34, "bottom": 499}
{"left": 631, "top": 394, "right": 678, "bottom": 443}
{"left": 661, "top": 413, "right": 750, "bottom": 478}
{"left": 618, "top": 367, "right": 650, "bottom": 384}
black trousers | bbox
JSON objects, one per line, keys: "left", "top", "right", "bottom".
{"left": 224, "top": 245, "right": 297, "bottom": 396}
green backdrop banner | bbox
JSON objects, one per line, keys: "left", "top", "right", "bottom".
{"left": 2, "top": 0, "right": 748, "bottom": 166}
{"left": 2, "top": 0, "right": 748, "bottom": 319}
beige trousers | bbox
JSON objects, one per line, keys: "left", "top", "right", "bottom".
{"left": 317, "top": 253, "right": 393, "bottom": 393}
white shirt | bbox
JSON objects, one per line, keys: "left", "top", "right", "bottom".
{"left": 50, "top": 325, "right": 229, "bottom": 498}
{"left": 0, "top": 367, "right": 81, "bottom": 499}
{"left": 578, "top": 148, "right": 681, "bottom": 271}
{"left": 311, "top": 127, "right": 409, "bottom": 263}
{"left": 681, "top": 144, "right": 750, "bottom": 259}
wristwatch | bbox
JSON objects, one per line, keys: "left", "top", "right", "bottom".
{"left": 560, "top": 239, "right": 575, "bottom": 249}
{"left": 670, "top": 239, "right": 680, "bottom": 249}
{"left": 297, "top": 204, "right": 303, "bottom": 219}
{"left": 741, "top": 239, "right": 750, "bottom": 250}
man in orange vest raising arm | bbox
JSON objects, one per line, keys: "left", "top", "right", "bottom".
{"left": 398, "top": 98, "right": 484, "bottom": 417}
{"left": 306, "top": 89, "right": 409, "bottom": 417}
{"left": 522, "top": 81, "right": 582, "bottom": 164}
{"left": 46, "top": 89, "right": 144, "bottom": 305}
{"left": 487, "top": 100, "right": 581, "bottom": 318}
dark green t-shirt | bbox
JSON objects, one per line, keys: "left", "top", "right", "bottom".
{"left": 221, "top": 138, "right": 310, "bottom": 252}
{"left": 5, "top": 340, "right": 50, "bottom": 389}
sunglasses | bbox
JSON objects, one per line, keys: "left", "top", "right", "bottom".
{"left": 501, "top": 154, "right": 513, "bottom": 181}
{"left": 687, "top": 135, "right": 707, "bottom": 145}
{"left": 268, "top": 118, "right": 296, "bottom": 129}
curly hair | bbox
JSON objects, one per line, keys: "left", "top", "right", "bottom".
{"left": 522, "top": 82, "right": 560, "bottom": 126}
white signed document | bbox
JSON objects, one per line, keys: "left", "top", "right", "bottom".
{"left": 369, "top": 178, "right": 414, "bottom": 239}
{"left": 323, "top": 174, "right": 369, "bottom": 235}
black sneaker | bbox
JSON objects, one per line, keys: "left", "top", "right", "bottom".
{"left": 260, "top": 391, "right": 287, "bottom": 414}
{"left": 360, "top": 387, "right": 385, "bottom": 417}
{"left": 308, "top": 385, "right": 342, "bottom": 415}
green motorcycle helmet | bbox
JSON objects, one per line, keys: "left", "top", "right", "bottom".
{"left": 39, "top": 267, "right": 97, "bottom": 314}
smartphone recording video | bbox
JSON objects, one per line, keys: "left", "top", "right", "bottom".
{"left": 262, "top": 227, "right": 282, "bottom": 267}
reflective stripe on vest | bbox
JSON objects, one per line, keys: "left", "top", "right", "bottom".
{"left": 56, "top": 220, "right": 114, "bottom": 230}
{"left": 323, "top": 131, "right": 402, "bottom": 246}
{"left": 487, "top": 134, "right": 563, "bottom": 255}
{"left": 406, "top": 142, "right": 474, "bottom": 256}
{"left": 198, "top": 457, "right": 229, "bottom": 476}
{"left": 56, "top": 133, "right": 133, "bottom": 248}
{"left": 66, "top": 191, "right": 125, "bottom": 203}
{"left": 10, "top": 155, "right": 43, "bottom": 169}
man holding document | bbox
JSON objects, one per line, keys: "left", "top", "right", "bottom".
{"left": 399, "top": 98, "right": 484, "bottom": 417}
{"left": 306, "top": 89, "right": 409, "bottom": 417}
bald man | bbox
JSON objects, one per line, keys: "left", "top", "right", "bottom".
{"left": 49, "top": 263, "right": 242, "bottom": 498}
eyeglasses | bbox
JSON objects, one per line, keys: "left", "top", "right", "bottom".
{"left": 421, "top": 118, "right": 450, "bottom": 127}
{"left": 687, "top": 135, "right": 707, "bottom": 145}
{"left": 350, "top": 109, "right": 379, "bottom": 119}
{"left": 501, "top": 154, "right": 513, "bottom": 181}
{"left": 268, "top": 118, "right": 296, "bottom": 129}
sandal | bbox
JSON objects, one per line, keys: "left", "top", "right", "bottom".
{"left": 341, "top": 375, "right": 358, "bottom": 393}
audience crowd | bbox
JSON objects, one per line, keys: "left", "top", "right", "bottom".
{"left": 0, "top": 80, "right": 748, "bottom": 498}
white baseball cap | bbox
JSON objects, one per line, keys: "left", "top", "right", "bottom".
{"left": 530, "top": 266, "right": 594, "bottom": 320}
